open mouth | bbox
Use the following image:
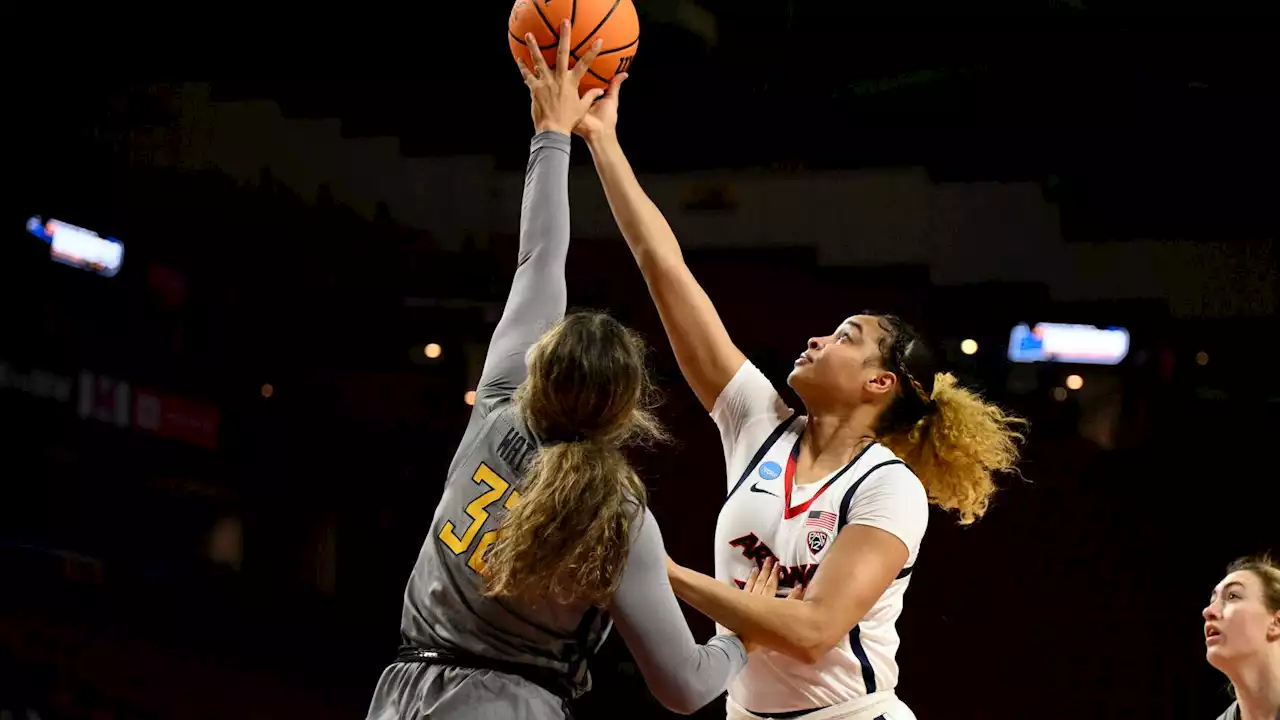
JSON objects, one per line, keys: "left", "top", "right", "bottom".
{"left": 1206, "top": 627, "right": 1222, "bottom": 640}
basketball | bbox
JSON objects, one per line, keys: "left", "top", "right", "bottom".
{"left": 509, "top": 0, "right": 640, "bottom": 93}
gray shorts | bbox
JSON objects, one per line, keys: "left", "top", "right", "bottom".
{"left": 366, "top": 662, "right": 570, "bottom": 720}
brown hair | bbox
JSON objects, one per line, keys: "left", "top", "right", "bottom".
{"left": 867, "top": 313, "right": 1027, "bottom": 525}
{"left": 1226, "top": 552, "right": 1280, "bottom": 613}
{"left": 481, "top": 312, "right": 668, "bottom": 606}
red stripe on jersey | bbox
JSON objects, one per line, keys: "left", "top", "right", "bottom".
{"left": 782, "top": 432, "right": 874, "bottom": 520}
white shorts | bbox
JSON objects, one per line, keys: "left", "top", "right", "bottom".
{"left": 726, "top": 691, "right": 917, "bottom": 720}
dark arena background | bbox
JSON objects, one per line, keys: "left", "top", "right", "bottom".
{"left": 2, "top": 4, "right": 1276, "bottom": 719}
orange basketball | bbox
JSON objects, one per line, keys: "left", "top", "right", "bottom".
{"left": 509, "top": 0, "right": 640, "bottom": 93}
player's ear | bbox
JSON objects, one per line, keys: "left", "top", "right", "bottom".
{"left": 864, "top": 368, "right": 896, "bottom": 398}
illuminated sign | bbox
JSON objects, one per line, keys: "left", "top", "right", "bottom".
{"left": 1, "top": 360, "right": 218, "bottom": 449}
{"left": 1007, "top": 322, "right": 1130, "bottom": 366}
{"left": 0, "top": 362, "right": 73, "bottom": 402}
{"left": 26, "top": 216, "right": 125, "bottom": 277}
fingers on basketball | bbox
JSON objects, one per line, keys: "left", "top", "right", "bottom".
{"left": 556, "top": 20, "right": 572, "bottom": 74}
{"left": 508, "top": 0, "right": 640, "bottom": 92}
{"left": 605, "top": 73, "right": 627, "bottom": 100}
{"left": 574, "top": 39, "right": 605, "bottom": 81}
{"left": 515, "top": 55, "right": 534, "bottom": 84}
{"left": 523, "top": 33, "right": 550, "bottom": 76}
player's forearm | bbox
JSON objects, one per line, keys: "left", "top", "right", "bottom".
{"left": 585, "top": 131, "right": 745, "bottom": 410}
{"left": 476, "top": 131, "right": 571, "bottom": 395}
{"left": 643, "top": 636, "right": 747, "bottom": 714}
{"left": 610, "top": 511, "right": 748, "bottom": 714}
{"left": 668, "top": 563, "right": 829, "bottom": 664}
{"left": 516, "top": 131, "right": 573, "bottom": 267}
{"left": 584, "top": 132, "right": 686, "bottom": 272}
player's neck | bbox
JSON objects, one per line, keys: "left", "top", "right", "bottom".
{"left": 802, "top": 412, "right": 876, "bottom": 467}
{"left": 1229, "top": 654, "right": 1280, "bottom": 720}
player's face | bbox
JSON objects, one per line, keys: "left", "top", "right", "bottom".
{"left": 1203, "top": 570, "right": 1280, "bottom": 669}
{"left": 788, "top": 315, "right": 898, "bottom": 406}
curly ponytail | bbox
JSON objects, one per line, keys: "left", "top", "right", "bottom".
{"left": 868, "top": 313, "right": 1027, "bottom": 525}
{"left": 880, "top": 372, "right": 1026, "bottom": 524}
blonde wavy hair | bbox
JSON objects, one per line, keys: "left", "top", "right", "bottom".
{"left": 868, "top": 314, "right": 1027, "bottom": 525}
{"left": 481, "top": 312, "right": 668, "bottom": 606}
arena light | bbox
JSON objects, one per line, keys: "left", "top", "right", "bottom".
{"left": 464, "top": 390, "right": 476, "bottom": 406}
{"left": 1196, "top": 351, "right": 1209, "bottom": 366}
{"left": 425, "top": 343, "right": 443, "bottom": 359}
{"left": 27, "top": 216, "right": 125, "bottom": 277}
{"left": 1007, "top": 322, "right": 1129, "bottom": 366}
{"left": 960, "top": 339, "right": 979, "bottom": 356}
{"left": 1066, "top": 374, "right": 1084, "bottom": 391}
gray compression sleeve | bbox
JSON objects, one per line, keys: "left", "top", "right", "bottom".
{"left": 475, "top": 131, "right": 571, "bottom": 413}
{"left": 610, "top": 507, "right": 747, "bottom": 715}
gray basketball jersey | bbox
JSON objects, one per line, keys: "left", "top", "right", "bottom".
{"left": 399, "top": 399, "right": 608, "bottom": 680}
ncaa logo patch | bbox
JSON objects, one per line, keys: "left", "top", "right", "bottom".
{"left": 759, "top": 461, "right": 782, "bottom": 480}
{"left": 807, "top": 530, "right": 829, "bottom": 556}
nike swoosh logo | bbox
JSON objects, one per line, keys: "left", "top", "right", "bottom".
{"left": 749, "top": 482, "right": 778, "bottom": 497}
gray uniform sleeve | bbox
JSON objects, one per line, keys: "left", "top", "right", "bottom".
{"left": 475, "top": 131, "right": 572, "bottom": 412}
{"left": 609, "top": 508, "right": 747, "bottom": 715}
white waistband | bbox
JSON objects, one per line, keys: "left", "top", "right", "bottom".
{"left": 727, "top": 691, "right": 906, "bottom": 720}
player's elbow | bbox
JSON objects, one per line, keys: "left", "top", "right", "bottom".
{"left": 788, "top": 613, "right": 851, "bottom": 665}
{"left": 779, "top": 630, "right": 833, "bottom": 665}
{"left": 650, "top": 683, "right": 715, "bottom": 715}
{"left": 793, "top": 635, "right": 841, "bottom": 665}
{"left": 631, "top": 241, "right": 687, "bottom": 279}
{"left": 644, "top": 659, "right": 728, "bottom": 715}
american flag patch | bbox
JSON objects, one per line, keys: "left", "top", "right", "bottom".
{"left": 804, "top": 510, "right": 837, "bottom": 531}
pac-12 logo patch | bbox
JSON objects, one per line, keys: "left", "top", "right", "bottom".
{"left": 759, "top": 461, "right": 782, "bottom": 480}
{"left": 807, "top": 530, "right": 829, "bottom": 556}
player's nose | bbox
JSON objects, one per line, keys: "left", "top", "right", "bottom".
{"left": 808, "top": 336, "right": 826, "bottom": 351}
{"left": 1202, "top": 601, "right": 1220, "bottom": 621}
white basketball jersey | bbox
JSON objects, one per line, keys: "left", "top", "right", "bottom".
{"left": 711, "top": 362, "right": 929, "bottom": 714}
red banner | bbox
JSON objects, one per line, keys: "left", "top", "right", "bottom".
{"left": 133, "top": 387, "right": 221, "bottom": 450}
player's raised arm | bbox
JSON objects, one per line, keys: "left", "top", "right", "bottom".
{"left": 609, "top": 508, "right": 748, "bottom": 714}
{"left": 475, "top": 27, "right": 605, "bottom": 410}
{"left": 577, "top": 80, "right": 747, "bottom": 413}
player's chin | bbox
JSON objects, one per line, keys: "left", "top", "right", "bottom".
{"left": 786, "top": 364, "right": 810, "bottom": 389}
{"left": 1204, "top": 643, "right": 1233, "bottom": 668}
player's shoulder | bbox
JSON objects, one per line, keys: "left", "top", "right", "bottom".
{"left": 856, "top": 443, "right": 918, "bottom": 480}
{"left": 447, "top": 404, "right": 539, "bottom": 482}
{"left": 848, "top": 445, "right": 927, "bottom": 503}
{"left": 482, "top": 406, "right": 540, "bottom": 468}
{"left": 713, "top": 360, "right": 792, "bottom": 420}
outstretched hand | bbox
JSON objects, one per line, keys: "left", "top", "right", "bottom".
{"left": 574, "top": 72, "right": 627, "bottom": 142}
{"left": 517, "top": 20, "right": 605, "bottom": 136}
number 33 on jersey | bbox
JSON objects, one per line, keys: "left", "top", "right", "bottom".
{"left": 438, "top": 463, "right": 521, "bottom": 575}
